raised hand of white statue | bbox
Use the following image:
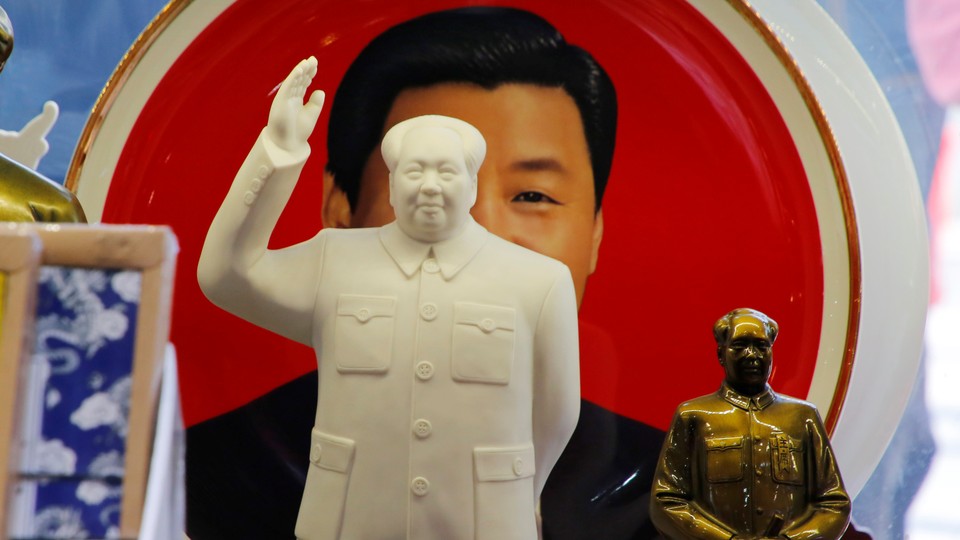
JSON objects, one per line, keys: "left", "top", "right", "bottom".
{"left": 0, "top": 100, "right": 58, "bottom": 170}
{"left": 266, "top": 56, "right": 325, "bottom": 158}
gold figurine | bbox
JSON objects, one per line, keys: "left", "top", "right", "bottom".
{"left": 0, "top": 6, "right": 85, "bottom": 224}
{"left": 650, "top": 308, "right": 850, "bottom": 539}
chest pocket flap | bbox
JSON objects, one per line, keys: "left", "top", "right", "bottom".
{"left": 337, "top": 295, "right": 396, "bottom": 322}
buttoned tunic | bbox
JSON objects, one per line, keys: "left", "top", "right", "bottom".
{"left": 198, "top": 133, "right": 580, "bottom": 540}
{"left": 650, "top": 384, "right": 850, "bottom": 540}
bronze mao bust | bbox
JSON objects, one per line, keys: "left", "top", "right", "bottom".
{"left": 650, "top": 308, "right": 850, "bottom": 539}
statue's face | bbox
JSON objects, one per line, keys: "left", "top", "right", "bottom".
{"left": 347, "top": 83, "right": 601, "bottom": 306}
{"left": 721, "top": 314, "right": 773, "bottom": 395}
{"left": 389, "top": 126, "right": 476, "bottom": 242}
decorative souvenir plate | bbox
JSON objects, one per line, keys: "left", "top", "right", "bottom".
{"left": 67, "top": 0, "right": 927, "bottom": 496}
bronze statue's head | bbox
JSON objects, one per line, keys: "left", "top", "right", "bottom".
{"left": 0, "top": 6, "right": 12, "bottom": 75}
{"left": 713, "top": 308, "right": 779, "bottom": 396}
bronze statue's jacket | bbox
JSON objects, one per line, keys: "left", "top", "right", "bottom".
{"left": 650, "top": 383, "right": 850, "bottom": 539}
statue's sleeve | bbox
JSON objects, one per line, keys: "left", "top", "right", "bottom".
{"left": 197, "top": 130, "right": 325, "bottom": 346}
{"left": 531, "top": 264, "right": 580, "bottom": 499}
{"left": 650, "top": 410, "right": 737, "bottom": 540}
{"left": 780, "top": 413, "right": 851, "bottom": 540}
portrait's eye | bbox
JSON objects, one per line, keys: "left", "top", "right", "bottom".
{"left": 403, "top": 167, "right": 423, "bottom": 179}
{"left": 439, "top": 167, "right": 459, "bottom": 180}
{"left": 512, "top": 191, "right": 559, "bottom": 204}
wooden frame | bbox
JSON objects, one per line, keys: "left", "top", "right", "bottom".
{"left": 1, "top": 224, "right": 177, "bottom": 538}
{"left": 0, "top": 224, "right": 42, "bottom": 536}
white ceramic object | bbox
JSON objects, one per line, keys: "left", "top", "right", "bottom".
{"left": 197, "top": 59, "right": 580, "bottom": 539}
{"left": 0, "top": 101, "right": 58, "bottom": 170}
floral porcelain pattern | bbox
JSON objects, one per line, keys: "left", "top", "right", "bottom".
{"left": 8, "top": 266, "right": 140, "bottom": 540}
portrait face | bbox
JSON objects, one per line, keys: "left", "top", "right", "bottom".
{"left": 720, "top": 314, "right": 773, "bottom": 395}
{"left": 325, "top": 82, "right": 603, "bottom": 306}
{"left": 388, "top": 126, "right": 477, "bottom": 242}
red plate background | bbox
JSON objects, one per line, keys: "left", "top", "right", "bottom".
{"left": 96, "top": 0, "right": 825, "bottom": 429}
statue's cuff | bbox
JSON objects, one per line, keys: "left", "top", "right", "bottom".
{"left": 261, "top": 129, "right": 311, "bottom": 168}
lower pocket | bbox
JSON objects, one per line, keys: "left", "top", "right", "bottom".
{"left": 473, "top": 445, "right": 537, "bottom": 540}
{"left": 294, "top": 429, "right": 356, "bottom": 540}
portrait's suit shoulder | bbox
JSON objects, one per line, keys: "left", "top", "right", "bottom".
{"left": 483, "top": 231, "right": 570, "bottom": 277}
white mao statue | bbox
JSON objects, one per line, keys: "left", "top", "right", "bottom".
{"left": 197, "top": 57, "right": 580, "bottom": 540}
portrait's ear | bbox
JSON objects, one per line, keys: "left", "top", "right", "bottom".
{"left": 589, "top": 209, "right": 604, "bottom": 274}
{"left": 322, "top": 171, "right": 352, "bottom": 229}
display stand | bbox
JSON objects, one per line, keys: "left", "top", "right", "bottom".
{"left": 0, "top": 225, "right": 178, "bottom": 539}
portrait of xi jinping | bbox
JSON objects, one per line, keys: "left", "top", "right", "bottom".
{"left": 163, "top": 3, "right": 831, "bottom": 540}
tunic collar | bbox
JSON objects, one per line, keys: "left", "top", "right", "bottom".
{"left": 378, "top": 217, "right": 488, "bottom": 280}
{"left": 719, "top": 382, "right": 776, "bottom": 411}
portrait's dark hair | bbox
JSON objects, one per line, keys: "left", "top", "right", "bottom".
{"left": 713, "top": 308, "right": 779, "bottom": 359}
{"left": 325, "top": 7, "right": 617, "bottom": 213}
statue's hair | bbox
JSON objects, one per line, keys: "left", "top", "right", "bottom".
{"left": 381, "top": 115, "right": 486, "bottom": 178}
{"left": 713, "top": 308, "right": 779, "bottom": 359}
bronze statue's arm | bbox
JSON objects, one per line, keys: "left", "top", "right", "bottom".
{"left": 650, "top": 411, "right": 738, "bottom": 540}
{"left": 780, "top": 414, "right": 851, "bottom": 540}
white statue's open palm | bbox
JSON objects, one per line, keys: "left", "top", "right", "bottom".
{"left": 266, "top": 56, "right": 326, "bottom": 155}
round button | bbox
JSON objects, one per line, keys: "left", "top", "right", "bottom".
{"left": 415, "top": 361, "right": 435, "bottom": 381}
{"left": 513, "top": 457, "right": 524, "bottom": 477}
{"left": 357, "top": 308, "right": 370, "bottom": 322}
{"left": 310, "top": 443, "right": 322, "bottom": 463}
{"left": 250, "top": 178, "right": 264, "bottom": 193}
{"left": 423, "top": 259, "right": 440, "bottom": 273}
{"left": 420, "top": 303, "right": 438, "bottom": 321}
{"left": 755, "top": 467, "right": 764, "bottom": 477}
{"left": 413, "top": 419, "right": 432, "bottom": 439}
{"left": 756, "top": 507, "right": 765, "bottom": 515}
{"left": 480, "top": 318, "right": 496, "bottom": 333}
{"left": 257, "top": 165, "right": 270, "bottom": 179}
{"left": 243, "top": 191, "right": 256, "bottom": 206}
{"left": 411, "top": 476, "right": 430, "bottom": 496}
